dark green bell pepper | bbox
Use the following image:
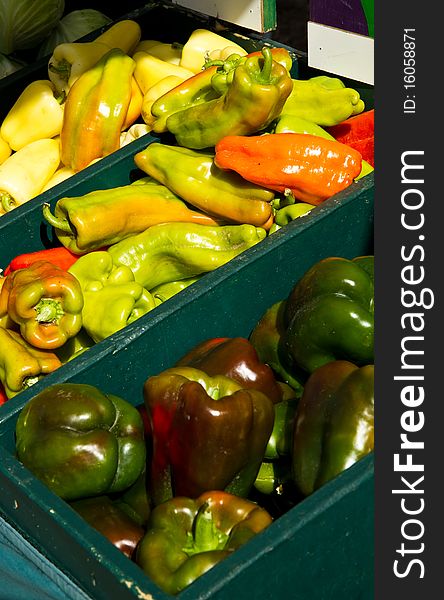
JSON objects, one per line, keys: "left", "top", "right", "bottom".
{"left": 143, "top": 366, "right": 274, "bottom": 505}
{"left": 15, "top": 383, "right": 146, "bottom": 501}
{"left": 283, "top": 256, "right": 374, "bottom": 374}
{"left": 292, "top": 360, "right": 374, "bottom": 496}
{"left": 136, "top": 490, "right": 272, "bottom": 595}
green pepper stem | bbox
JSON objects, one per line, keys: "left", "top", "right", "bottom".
{"left": 42, "top": 203, "right": 73, "bottom": 233}
{"left": 1, "top": 191, "right": 16, "bottom": 213}
{"left": 34, "top": 298, "right": 64, "bottom": 324}
{"left": 259, "top": 47, "right": 273, "bottom": 83}
{"left": 48, "top": 59, "right": 70, "bottom": 83}
{"left": 182, "top": 503, "right": 229, "bottom": 556}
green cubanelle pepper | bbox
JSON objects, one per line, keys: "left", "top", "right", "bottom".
{"left": 165, "top": 47, "right": 293, "bottom": 149}
{"left": 136, "top": 490, "right": 272, "bottom": 595}
{"left": 15, "top": 383, "right": 146, "bottom": 501}
{"left": 175, "top": 336, "right": 284, "bottom": 404}
{"left": 107, "top": 222, "right": 266, "bottom": 291}
{"left": 0, "top": 328, "right": 62, "bottom": 399}
{"left": 41, "top": 182, "right": 220, "bottom": 255}
{"left": 274, "top": 114, "right": 374, "bottom": 181}
{"left": 69, "top": 252, "right": 159, "bottom": 343}
{"left": 292, "top": 360, "right": 374, "bottom": 496}
{"left": 143, "top": 366, "right": 275, "bottom": 506}
{"left": 70, "top": 495, "right": 145, "bottom": 560}
{"left": 249, "top": 299, "right": 306, "bottom": 396}
{"left": 151, "top": 276, "right": 202, "bottom": 303}
{"left": 282, "top": 256, "right": 374, "bottom": 374}
{"left": 134, "top": 143, "right": 275, "bottom": 228}
{"left": 282, "top": 75, "right": 365, "bottom": 127}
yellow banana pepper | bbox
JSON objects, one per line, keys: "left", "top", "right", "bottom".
{"left": 120, "top": 124, "right": 151, "bottom": 147}
{"left": 133, "top": 39, "right": 162, "bottom": 53}
{"left": 0, "top": 134, "right": 11, "bottom": 166}
{"left": 180, "top": 28, "right": 247, "bottom": 73}
{"left": 48, "top": 20, "right": 142, "bottom": 95}
{"left": 142, "top": 42, "right": 182, "bottom": 65}
{"left": 1, "top": 80, "right": 64, "bottom": 152}
{"left": 41, "top": 166, "right": 76, "bottom": 193}
{"left": 141, "top": 75, "right": 186, "bottom": 127}
{"left": 208, "top": 45, "right": 248, "bottom": 62}
{"left": 0, "top": 139, "right": 60, "bottom": 213}
{"left": 133, "top": 51, "right": 194, "bottom": 95}
{"left": 122, "top": 77, "right": 144, "bottom": 131}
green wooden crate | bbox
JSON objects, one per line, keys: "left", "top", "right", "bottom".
{"left": 0, "top": 174, "right": 374, "bottom": 599}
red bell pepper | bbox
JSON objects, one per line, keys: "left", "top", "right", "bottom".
{"left": 326, "top": 109, "right": 374, "bottom": 167}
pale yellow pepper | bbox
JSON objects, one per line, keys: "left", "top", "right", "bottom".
{"left": 0, "top": 134, "right": 11, "bottom": 166}
{"left": 142, "top": 42, "right": 182, "bottom": 65}
{"left": 141, "top": 75, "right": 186, "bottom": 127}
{"left": 41, "top": 166, "right": 76, "bottom": 193}
{"left": 0, "top": 139, "right": 60, "bottom": 213}
{"left": 120, "top": 124, "right": 151, "bottom": 147}
{"left": 1, "top": 80, "right": 64, "bottom": 151}
{"left": 179, "top": 28, "right": 247, "bottom": 73}
{"left": 133, "top": 51, "right": 194, "bottom": 95}
{"left": 48, "top": 20, "right": 142, "bottom": 95}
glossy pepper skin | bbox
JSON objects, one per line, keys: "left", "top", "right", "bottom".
{"left": 175, "top": 337, "right": 283, "bottom": 404}
{"left": 60, "top": 48, "right": 135, "bottom": 172}
{"left": 292, "top": 360, "right": 374, "bottom": 496}
{"left": 0, "top": 328, "right": 61, "bottom": 399}
{"left": 70, "top": 496, "right": 145, "bottom": 559}
{"left": 134, "top": 143, "right": 274, "bottom": 228}
{"left": 249, "top": 299, "right": 306, "bottom": 395}
{"left": 282, "top": 75, "right": 365, "bottom": 126}
{"left": 0, "top": 80, "right": 64, "bottom": 151}
{"left": 1, "top": 260, "right": 83, "bottom": 350}
{"left": 68, "top": 251, "right": 158, "bottom": 343}
{"left": 215, "top": 133, "right": 362, "bottom": 205}
{"left": 42, "top": 182, "right": 219, "bottom": 254}
{"left": 165, "top": 47, "right": 293, "bottom": 149}
{"left": 108, "top": 222, "right": 266, "bottom": 290}
{"left": 283, "top": 256, "right": 374, "bottom": 374}
{"left": 15, "top": 383, "right": 146, "bottom": 501}
{"left": 136, "top": 490, "right": 272, "bottom": 595}
{"left": 143, "top": 366, "right": 275, "bottom": 505}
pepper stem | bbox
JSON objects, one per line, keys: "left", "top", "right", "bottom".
{"left": 42, "top": 203, "right": 73, "bottom": 234}
{"left": 258, "top": 47, "right": 273, "bottom": 83}
{"left": 48, "top": 59, "right": 71, "bottom": 83}
{"left": 182, "top": 503, "right": 229, "bottom": 556}
{"left": 1, "top": 191, "right": 16, "bottom": 213}
{"left": 34, "top": 298, "right": 64, "bottom": 324}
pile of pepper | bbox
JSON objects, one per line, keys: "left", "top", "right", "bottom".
{"left": 13, "top": 253, "right": 374, "bottom": 594}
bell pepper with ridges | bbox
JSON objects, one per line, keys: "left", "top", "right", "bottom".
{"left": 15, "top": 382, "right": 146, "bottom": 501}
{"left": 0, "top": 328, "right": 62, "bottom": 399}
{"left": 1, "top": 260, "right": 83, "bottom": 350}
{"left": 292, "top": 360, "right": 374, "bottom": 496}
{"left": 68, "top": 251, "right": 158, "bottom": 343}
{"left": 215, "top": 133, "right": 362, "bottom": 205}
{"left": 136, "top": 491, "right": 272, "bottom": 595}
{"left": 283, "top": 256, "right": 374, "bottom": 374}
{"left": 165, "top": 46, "right": 293, "bottom": 149}
{"left": 175, "top": 337, "right": 283, "bottom": 404}
{"left": 134, "top": 143, "right": 274, "bottom": 228}
{"left": 42, "top": 182, "right": 220, "bottom": 255}
{"left": 143, "top": 366, "right": 275, "bottom": 505}
{"left": 60, "top": 48, "right": 135, "bottom": 172}
{"left": 108, "top": 221, "right": 266, "bottom": 290}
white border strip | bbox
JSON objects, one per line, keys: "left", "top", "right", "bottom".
{"left": 308, "top": 21, "right": 374, "bottom": 85}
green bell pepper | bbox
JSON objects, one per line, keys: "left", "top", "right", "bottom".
{"left": 136, "top": 490, "right": 272, "bottom": 595}
{"left": 143, "top": 366, "right": 275, "bottom": 505}
{"left": 282, "top": 256, "right": 374, "bottom": 374}
{"left": 69, "top": 251, "right": 158, "bottom": 342}
{"left": 15, "top": 382, "right": 146, "bottom": 501}
{"left": 292, "top": 360, "right": 374, "bottom": 496}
